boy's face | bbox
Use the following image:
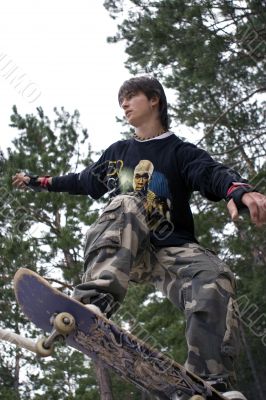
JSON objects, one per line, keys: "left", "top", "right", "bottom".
{"left": 120, "top": 91, "right": 159, "bottom": 127}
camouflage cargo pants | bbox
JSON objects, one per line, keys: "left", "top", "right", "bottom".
{"left": 73, "top": 194, "right": 239, "bottom": 384}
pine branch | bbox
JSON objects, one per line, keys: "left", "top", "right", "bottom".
{"left": 197, "top": 87, "right": 266, "bottom": 146}
{"left": 211, "top": 131, "right": 266, "bottom": 156}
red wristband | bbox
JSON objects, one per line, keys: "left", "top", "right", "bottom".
{"left": 226, "top": 182, "right": 252, "bottom": 197}
{"left": 39, "top": 176, "right": 50, "bottom": 188}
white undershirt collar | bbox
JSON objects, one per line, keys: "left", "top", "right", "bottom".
{"left": 133, "top": 131, "right": 173, "bottom": 142}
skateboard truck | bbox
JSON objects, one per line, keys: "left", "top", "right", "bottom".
{"left": 35, "top": 312, "right": 76, "bottom": 357}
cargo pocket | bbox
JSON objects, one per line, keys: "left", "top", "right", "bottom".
{"left": 84, "top": 198, "right": 124, "bottom": 260}
{"left": 203, "top": 248, "right": 235, "bottom": 281}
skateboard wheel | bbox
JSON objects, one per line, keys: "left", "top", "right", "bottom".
{"left": 35, "top": 337, "right": 54, "bottom": 357}
{"left": 53, "top": 312, "right": 75, "bottom": 334}
{"left": 189, "top": 396, "right": 205, "bottom": 400}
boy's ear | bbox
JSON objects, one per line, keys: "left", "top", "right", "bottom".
{"left": 150, "top": 96, "right": 160, "bottom": 108}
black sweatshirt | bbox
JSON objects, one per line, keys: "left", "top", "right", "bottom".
{"left": 50, "top": 134, "right": 247, "bottom": 246}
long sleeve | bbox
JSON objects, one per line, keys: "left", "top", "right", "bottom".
{"left": 49, "top": 150, "right": 110, "bottom": 199}
{"left": 177, "top": 142, "right": 248, "bottom": 201}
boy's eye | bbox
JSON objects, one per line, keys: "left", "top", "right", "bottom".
{"left": 119, "top": 91, "right": 138, "bottom": 105}
{"left": 124, "top": 92, "right": 134, "bottom": 100}
{"left": 126, "top": 91, "right": 138, "bottom": 100}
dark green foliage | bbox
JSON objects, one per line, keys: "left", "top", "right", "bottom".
{"left": 2, "top": 106, "right": 97, "bottom": 283}
{"left": 0, "top": 107, "right": 102, "bottom": 399}
{"left": 28, "top": 349, "right": 100, "bottom": 400}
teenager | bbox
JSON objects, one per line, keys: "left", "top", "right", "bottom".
{"left": 13, "top": 76, "right": 266, "bottom": 400}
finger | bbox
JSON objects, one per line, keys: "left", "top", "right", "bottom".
{"left": 12, "top": 174, "right": 21, "bottom": 183}
{"left": 12, "top": 174, "right": 29, "bottom": 188}
{"left": 12, "top": 175, "right": 19, "bottom": 183}
{"left": 227, "top": 199, "right": 239, "bottom": 221}
{"left": 242, "top": 194, "right": 259, "bottom": 225}
{"left": 12, "top": 179, "right": 20, "bottom": 187}
{"left": 242, "top": 193, "right": 266, "bottom": 226}
{"left": 18, "top": 181, "right": 25, "bottom": 186}
{"left": 242, "top": 193, "right": 254, "bottom": 220}
{"left": 12, "top": 177, "right": 22, "bottom": 185}
{"left": 13, "top": 179, "right": 26, "bottom": 189}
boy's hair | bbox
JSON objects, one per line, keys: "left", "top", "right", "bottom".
{"left": 118, "top": 76, "right": 170, "bottom": 131}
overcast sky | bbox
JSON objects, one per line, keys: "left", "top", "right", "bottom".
{"left": 0, "top": 1, "right": 131, "bottom": 153}
{"left": 0, "top": 0, "right": 200, "bottom": 162}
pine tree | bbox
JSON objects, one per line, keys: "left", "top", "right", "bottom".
{"left": 0, "top": 106, "right": 106, "bottom": 399}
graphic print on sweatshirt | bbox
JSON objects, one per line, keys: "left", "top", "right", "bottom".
{"left": 105, "top": 159, "right": 173, "bottom": 235}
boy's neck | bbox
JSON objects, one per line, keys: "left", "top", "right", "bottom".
{"left": 134, "top": 121, "right": 166, "bottom": 140}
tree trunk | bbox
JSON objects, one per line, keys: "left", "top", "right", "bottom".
{"left": 94, "top": 359, "right": 113, "bottom": 400}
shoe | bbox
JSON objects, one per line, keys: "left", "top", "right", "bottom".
{"left": 83, "top": 293, "right": 116, "bottom": 318}
{"left": 222, "top": 391, "right": 247, "bottom": 400}
{"left": 84, "top": 303, "right": 104, "bottom": 316}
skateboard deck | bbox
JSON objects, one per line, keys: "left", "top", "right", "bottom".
{"left": 14, "top": 268, "right": 225, "bottom": 400}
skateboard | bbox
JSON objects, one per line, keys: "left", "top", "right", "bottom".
{"left": 14, "top": 268, "right": 226, "bottom": 400}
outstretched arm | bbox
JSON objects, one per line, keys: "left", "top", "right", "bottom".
{"left": 12, "top": 144, "right": 115, "bottom": 197}
{"left": 12, "top": 162, "right": 109, "bottom": 199}
{"left": 177, "top": 142, "right": 266, "bottom": 227}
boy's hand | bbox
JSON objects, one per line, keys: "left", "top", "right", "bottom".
{"left": 227, "top": 192, "right": 266, "bottom": 227}
{"left": 12, "top": 172, "right": 30, "bottom": 190}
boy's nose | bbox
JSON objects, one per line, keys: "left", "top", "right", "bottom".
{"left": 121, "top": 98, "right": 129, "bottom": 109}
